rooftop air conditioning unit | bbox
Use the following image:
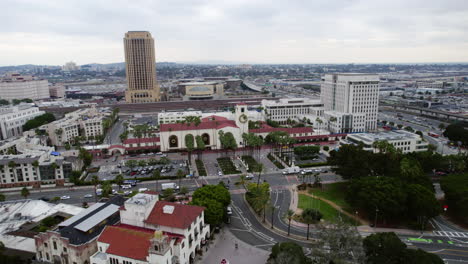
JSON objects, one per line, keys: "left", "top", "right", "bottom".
{"left": 163, "top": 205, "right": 175, "bottom": 214}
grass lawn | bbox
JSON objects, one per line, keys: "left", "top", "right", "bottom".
{"left": 308, "top": 182, "right": 352, "bottom": 212}
{"left": 217, "top": 157, "right": 241, "bottom": 175}
{"left": 195, "top": 159, "right": 207, "bottom": 176}
{"left": 241, "top": 155, "right": 262, "bottom": 172}
{"left": 298, "top": 194, "right": 356, "bottom": 225}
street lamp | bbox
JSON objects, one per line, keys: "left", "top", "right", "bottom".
{"left": 374, "top": 207, "right": 379, "bottom": 228}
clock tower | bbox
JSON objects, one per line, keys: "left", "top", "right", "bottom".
{"left": 235, "top": 103, "right": 249, "bottom": 135}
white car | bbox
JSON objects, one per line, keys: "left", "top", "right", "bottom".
{"left": 121, "top": 184, "right": 132, "bottom": 190}
{"left": 218, "top": 171, "right": 223, "bottom": 176}
{"left": 227, "top": 206, "right": 232, "bottom": 215}
{"left": 138, "top": 188, "right": 149, "bottom": 192}
{"left": 124, "top": 190, "right": 132, "bottom": 196}
{"left": 60, "top": 195, "right": 71, "bottom": 200}
{"left": 84, "top": 194, "right": 93, "bottom": 198}
{"left": 245, "top": 174, "right": 254, "bottom": 180}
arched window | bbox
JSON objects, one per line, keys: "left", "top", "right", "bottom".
{"left": 169, "top": 135, "right": 178, "bottom": 148}
{"left": 201, "top": 133, "right": 210, "bottom": 145}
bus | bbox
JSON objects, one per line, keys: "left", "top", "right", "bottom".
{"left": 428, "top": 132, "right": 440, "bottom": 138}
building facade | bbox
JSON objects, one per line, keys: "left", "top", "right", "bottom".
{"left": 0, "top": 104, "right": 44, "bottom": 140}
{"left": 178, "top": 81, "right": 225, "bottom": 101}
{"left": 321, "top": 74, "right": 380, "bottom": 133}
{"left": 340, "top": 130, "right": 428, "bottom": 154}
{"left": 90, "top": 193, "right": 210, "bottom": 264}
{"left": 158, "top": 111, "right": 202, "bottom": 124}
{"left": 35, "top": 196, "right": 125, "bottom": 264}
{"left": 0, "top": 73, "right": 50, "bottom": 101}
{"left": 0, "top": 137, "right": 72, "bottom": 188}
{"left": 261, "top": 98, "right": 324, "bottom": 124}
{"left": 124, "top": 31, "right": 160, "bottom": 103}
{"left": 44, "top": 107, "right": 106, "bottom": 146}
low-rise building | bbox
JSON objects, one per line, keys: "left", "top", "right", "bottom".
{"left": 44, "top": 107, "right": 107, "bottom": 146}
{"left": 0, "top": 73, "right": 50, "bottom": 101}
{"left": 158, "top": 111, "right": 202, "bottom": 124}
{"left": 90, "top": 193, "right": 210, "bottom": 264}
{"left": 0, "top": 136, "right": 73, "bottom": 188}
{"left": 340, "top": 130, "right": 428, "bottom": 153}
{"left": 178, "top": 81, "right": 225, "bottom": 100}
{"left": 261, "top": 98, "right": 324, "bottom": 124}
{"left": 35, "top": 196, "right": 125, "bottom": 264}
{"left": 0, "top": 104, "right": 45, "bottom": 140}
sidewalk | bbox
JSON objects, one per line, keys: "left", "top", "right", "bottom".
{"left": 196, "top": 228, "right": 269, "bottom": 264}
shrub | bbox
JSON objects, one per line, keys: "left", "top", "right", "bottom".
{"left": 195, "top": 159, "right": 207, "bottom": 176}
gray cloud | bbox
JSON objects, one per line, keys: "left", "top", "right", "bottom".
{"left": 1, "top": 0, "right": 467, "bottom": 65}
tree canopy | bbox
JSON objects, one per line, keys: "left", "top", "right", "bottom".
{"left": 22, "top": 113, "right": 56, "bottom": 131}
{"left": 268, "top": 242, "right": 312, "bottom": 264}
{"left": 190, "top": 184, "right": 231, "bottom": 226}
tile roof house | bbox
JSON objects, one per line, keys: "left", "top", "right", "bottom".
{"left": 91, "top": 193, "right": 210, "bottom": 264}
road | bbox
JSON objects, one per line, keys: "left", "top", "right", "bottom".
{"left": 3, "top": 166, "right": 468, "bottom": 261}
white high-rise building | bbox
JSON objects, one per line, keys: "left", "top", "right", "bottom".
{"left": 321, "top": 74, "right": 380, "bottom": 133}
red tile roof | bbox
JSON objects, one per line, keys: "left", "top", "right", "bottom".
{"left": 250, "top": 127, "right": 314, "bottom": 134}
{"left": 145, "top": 201, "right": 205, "bottom": 229}
{"left": 98, "top": 225, "right": 154, "bottom": 261}
{"left": 123, "top": 137, "right": 160, "bottom": 144}
{"left": 160, "top": 119, "right": 238, "bottom": 132}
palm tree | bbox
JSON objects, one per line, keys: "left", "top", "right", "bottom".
{"left": 302, "top": 208, "right": 322, "bottom": 240}
{"left": 328, "top": 116, "right": 337, "bottom": 132}
{"left": 315, "top": 117, "right": 323, "bottom": 134}
{"left": 91, "top": 175, "right": 99, "bottom": 202}
{"left": 239, "top": 174, "right": 247, "bottom": 189}
{"left": 286, "top": 209, "right": 295, "bottom": 236}
{"left": 115, "top": 174, "right": 124, "bottom": 190}
{"left": 176, "top": 169, "right": 185, "bottom": 192}
{"left": 153, "top": 170, "right": 161, "bottom": 192}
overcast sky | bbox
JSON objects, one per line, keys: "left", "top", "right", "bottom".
{"left": 1, "top": 0, "right": 468, "bottom": 66}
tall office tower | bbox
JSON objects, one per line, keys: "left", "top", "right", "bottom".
{"left": 124, "top": 31, "right": 160, "bottom": 103}
{"left": 321, "top": 73, "right": 380, "bottom": 133}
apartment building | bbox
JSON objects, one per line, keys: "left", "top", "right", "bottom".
{"left": 0, "top": 73, "right": 50, "bottom": 101}
{"left": 0, "top": 137, "right": 72, "bottom": 188}
{"left": 45, "top": 107, "right": 106, "bottom": 146}
{"left": 0, "top": 104, "right": 45, "bottom": 140}
{"left": 91, "top": 193, "right": 210, "bottom": 264}
{"left": 321, "top": 74, "right": 380, "bottom": 133}
{"left": 261, "top": 98, "right": 324, "bottom": 124}
{"left": 35, "top": 196, "right": 125, "bottom": 264}
{"left": 340, "top": 130, "right": 429, "bottom": 154}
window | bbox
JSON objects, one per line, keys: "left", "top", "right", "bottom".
{"left": 44, "top": 242, "right": 48, "bottom": 248}
{"left": 46, "top": 253, "right": 50, "bottom": 261}
{"left": 63, "top": 247, "right": 67, "bottom": 252}
{"left": 53, "top": 241, "right": 57, "bottom": 250}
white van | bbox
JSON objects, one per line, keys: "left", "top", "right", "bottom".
{"left": 161, "top": 183, "right": 179, "bottom": 191}
{"left": 138, "top": 188, "right": 148, "bottom": 192}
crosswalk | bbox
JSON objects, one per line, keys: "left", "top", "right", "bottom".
{"left": 433, "top": 231, "right": 468, "bottom": 238}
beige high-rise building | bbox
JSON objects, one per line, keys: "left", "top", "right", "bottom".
{"left": 124, "top": 31, "right": 160, "bottom": 103}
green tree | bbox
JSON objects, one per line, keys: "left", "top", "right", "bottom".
{"left": 185, "top": 134, "right": 195, "bottom": 165}
{"left": 162, "top": 188, "right": 175, "bottom": 201}
{"left": 125, "top": 159, "right": 137, "bottom": 169}
{"left": 115, "top": 174, "right": 124, "bottom": 189}
{"left": 195, "top": 135, "right": 206, "bottom": 159}
{"left": 21, "top": 187, "right": 30, "bottom": 199}
{"left": 153, "top": 170, "right": 161, "bottom": 191}
{"left": 0, "top": 193, "right": 5, "bottom": 202}
{"left": 101, "top": 181, "right": 112, "bottom": 197}
{"left": 176, "top": 169, "right": 185, "bottom": 191}
{"left": 285, "top": 209, "right": 294, "bottom": 236}
{"left": 364, "top": 232, "right": 443, "bottom": 264}
{"left": 440, "top": 173, "right": 468, "bottom": 222}
{"left": 245, "top": 182, "right": 270, "bottom": 221}
{"left": 191, "top": 184, "right": 231, "bottom": 226}
{"left": 438, "top": 123, "right": 445, "bottom": 130}
{"left": 179, "top": 186, "right": 189, "bottom": 195}
{"left": 301, "top": 208, "right": 322, "bottom": 240}
{"left": 268, "top": 242, "right": 312, "bottom": 264}
{"left": 22, "top": 113, "right": 56, "bottom": 131}
{"left": 78, "top": 148, "right": 93, "bottom": 168}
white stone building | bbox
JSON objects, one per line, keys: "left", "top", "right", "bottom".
{"left": 158, "top": 111, "right": 202, "bottom": 124}
{"left": 0, "top": 104, "right": 45, "bottom": 140}
{"left": 90, "top": 193, "right": 210, "bottom": 264}
{"left": 159, "top": 104, "right": 249, "bottom": 152}
{"left": 261, "top": 98, "right": 324, "bottom": 124}
{"left": 0, "top": 136, "right": 72, "bottom": 188}
{"left": 321, "top": 74, "right": 380, "bottom": 133}
{"left": 340, "top": 130, "right": 429, "bottom": 154}
{"left": 44, "top": 107, "right": 106, "bottom": 146}
{"left": 0, "top": 73, "right": 50, "bottom": 101}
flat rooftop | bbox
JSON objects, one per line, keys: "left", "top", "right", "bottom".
{"left": 348, "top": 130, "right": 421, "bottom": 142}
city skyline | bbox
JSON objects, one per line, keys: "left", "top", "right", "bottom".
{"left": 1, "top": 0, "right": 468, "bottom": 66}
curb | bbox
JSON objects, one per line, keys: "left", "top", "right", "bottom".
{"left": 241, "top": 192, "right": 316, "bottom": 243}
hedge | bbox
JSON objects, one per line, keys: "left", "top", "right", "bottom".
{"left": 297, "top": 162, "right": 328, "bottom": 168}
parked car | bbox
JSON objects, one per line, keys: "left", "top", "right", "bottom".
{"left": 84, "top": 194, "right": 93, "bottom": 198}
{"left": 121, "top": 184, "right": 132, "bottom": 189}
{"left": 60, "top": 195, "right": 71, "bottom": 200}
{"left": 227, "top": 206, "right": 233, "bottom": 215}
{"left": 124, "top": 191, "right": 132, "bottom": 196}
{"left": 245, "top": 174, "right": 254, "bottom": 180}
{"left": 138, "top": 188, "right": 149, "bottom": 192}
